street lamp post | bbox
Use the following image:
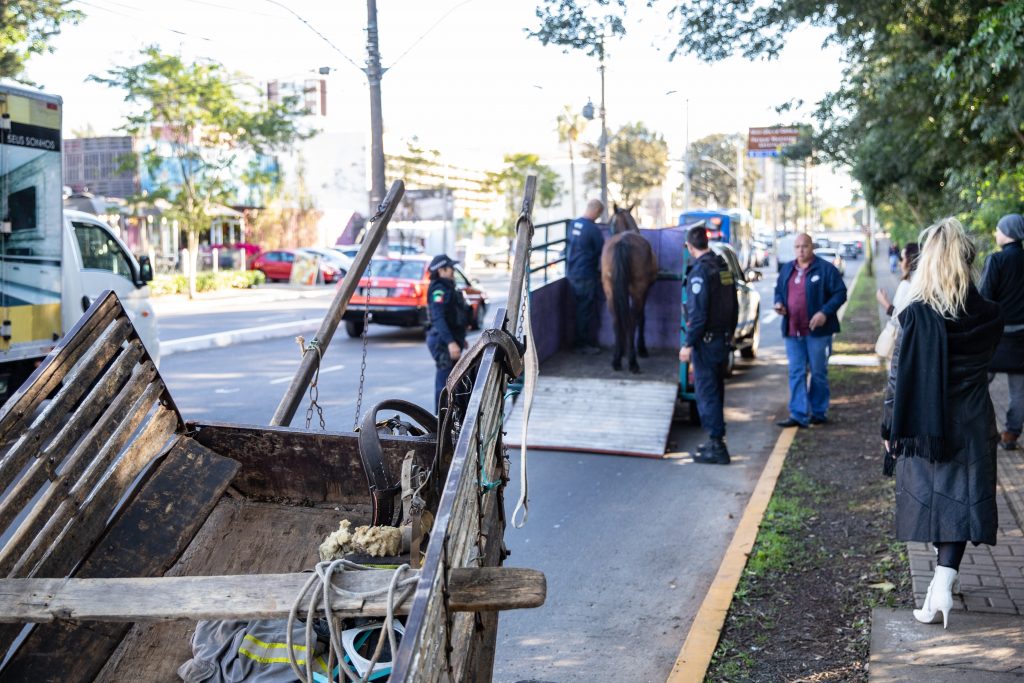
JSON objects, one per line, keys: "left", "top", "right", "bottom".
{"left": 698, "top": 153, "right": 744, "bottom": 209}
{"left": 598, "top": 34, "right": 608, "bottom": 219}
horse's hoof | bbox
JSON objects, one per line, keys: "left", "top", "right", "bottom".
{"left": 612, "top": 361, "right": 622, "bottom": 371}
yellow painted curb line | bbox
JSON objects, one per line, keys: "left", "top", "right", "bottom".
{"left": 666, "top": 426, "right": 798, "bottom": 682}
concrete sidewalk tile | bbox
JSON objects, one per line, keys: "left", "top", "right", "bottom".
{"left": 982, "top": 575, "right": 1012, "bottom": 588}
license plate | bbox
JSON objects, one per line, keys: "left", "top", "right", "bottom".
{"left": 360, "top": 287, "right": 390, "bottom": 297}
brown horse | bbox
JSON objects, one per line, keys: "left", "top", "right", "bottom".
{"left": 600, "top": 206, "right": 659, "bottom": 373}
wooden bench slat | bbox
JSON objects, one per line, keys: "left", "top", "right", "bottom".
{"left": 0, "top": 364, "right": 159, "bottom": 577}
{"left": 11, "top": 402, "right": 176, "bottom": 580}
{"left": 2, "top": 437, "right": 240, "bottom": 683}
{"left": 0, "top": 567, "right": 545, "bottom": 623}
{"left": 0, "top": 339, "right": 144, "bottom": 537}
{"left": 0, "top": 295, "right": 121, "bottom": 449}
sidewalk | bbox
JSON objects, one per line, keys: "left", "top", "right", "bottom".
{"left": 869, "top": 245, "right": 1024, "bottom": 681}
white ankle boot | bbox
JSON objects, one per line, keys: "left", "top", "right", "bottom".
{"left": 913, "top": 565, "right": 957, "bottom": 628}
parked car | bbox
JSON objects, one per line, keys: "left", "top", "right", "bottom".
{"left": 751, "top": 240, "right": 771, "bottom": 268}
{"left": 341, "top": 255, "right": 489, "bottom": 337}
{"left": 332, "top": 244, "right": 361, "bottom": 260}
{"left": 252, "top": 249, "right": 344, "bottom": 284}
{"left": 816, "top": 247, "right": 846, "bottom": 276}
{"left": 301, "top": 247, "right": 353, "bottom": 276}
{"left": 712, "top": 242, "right": 762, "bottom": 362}
{"left": 840, "top": 241, "right": 860, "bottom": 260}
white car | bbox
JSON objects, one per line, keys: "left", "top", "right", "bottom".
{"left": 816, "top": 247, "right": 846, "bottom": 277}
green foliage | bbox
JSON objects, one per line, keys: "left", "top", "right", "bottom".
{"left": 684, "top": 133, "right": 758, "bottom": 210}
{"left": 528, "top": 0, "right": 627, "bottom": 57}
{"left": 149, "top": 269, "right": 265, "bottom": 296}
{"left": 0, "top": 0, "right": 81, "bottom": 82}
{"left": 483, "top": 153, "right": 563, "bottom": 236}
{"left": 582, "top": 121, "right": 668, "bottom": 206}
{"left": 90, "top": 46, "right": 310, "bottom": 296}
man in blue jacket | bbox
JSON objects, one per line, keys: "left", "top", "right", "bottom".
{"left": 773, "top": 233, "right": 848, "bottom": 428}
{"left": 566, "top": 199, "right": 605, "bottom": 354}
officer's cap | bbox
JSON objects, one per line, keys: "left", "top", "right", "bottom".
{"left": 428, "top": 254, "right": 459, "bottom": 272}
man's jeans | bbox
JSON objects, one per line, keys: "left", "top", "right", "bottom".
{"left": 1007, "top": 373, "right": 1024, "bottom": 435}
{"left": 784, "top": 334, "right": 832, "bottom": 424}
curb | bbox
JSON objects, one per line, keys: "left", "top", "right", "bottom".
{"left": 152, "top": 286, "right": 332, "bottom": 310}
{"left": 161, "top": 318, "right": 322, "bottom": 357}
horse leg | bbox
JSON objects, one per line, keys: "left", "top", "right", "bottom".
{"left": 636, "top": 290, "right": 649, "bottom": 358}
{"left": 627, "top": 304, "right": 640, "bottom": 374}
{"left": 612, "top": 319, "right": 623, "bottom": 371}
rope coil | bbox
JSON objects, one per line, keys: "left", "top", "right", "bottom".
{"left": 286, "top": 559, "right": 418, "bottom": 683}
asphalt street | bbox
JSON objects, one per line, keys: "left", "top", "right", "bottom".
{"left": 154, "top": 258, "right": 859, "bottom": 682}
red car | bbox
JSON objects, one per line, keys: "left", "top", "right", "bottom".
{"left": 252, "top": 249, "right": 343, "bottom": 284}
{"left": 341, "top": 256, "right": 489, "bottom": 337}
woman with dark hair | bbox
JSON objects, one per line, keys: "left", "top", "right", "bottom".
{"left": 882, "top": 218, "right": 1003, "bottom": 629}
{"left": 877, "top": 242, "right": 920, "bottom": 321}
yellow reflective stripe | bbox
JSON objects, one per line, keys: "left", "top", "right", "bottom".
{"left": 237, "top": 634, "right": 329, "bottom": 672}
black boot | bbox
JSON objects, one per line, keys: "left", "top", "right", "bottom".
{"left": 692, "top": 438, "right": 730, "bottom": 465}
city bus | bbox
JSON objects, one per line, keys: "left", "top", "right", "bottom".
{"left": 679, "top": 209, "right": 755, "bottom": 271}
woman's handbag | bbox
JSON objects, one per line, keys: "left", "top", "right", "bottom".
{"left": 875, "top": 318, "right": 899, "bottom": 359}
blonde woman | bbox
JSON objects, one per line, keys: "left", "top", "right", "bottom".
{"left": 881, "top": 217, "right": 1003, "bottom": 628}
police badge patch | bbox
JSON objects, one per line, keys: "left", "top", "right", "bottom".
{"left": 432, "top": 290, "right": 446, "bottom": 303}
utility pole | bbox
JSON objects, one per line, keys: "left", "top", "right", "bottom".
{"left": 365, "top": 0, "right": 387, "bottom": 246}
{"left": 598, "top": 33, "right": 608, "bottom": 219}
{"left": 735, "top": 139, "right": 744, "bottom": 212}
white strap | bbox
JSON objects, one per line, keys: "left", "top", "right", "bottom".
{"left": 512, "top": 284, "right": 537, "bottom": 529}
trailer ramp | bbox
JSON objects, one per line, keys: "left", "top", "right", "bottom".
{"left": 505, "top": 374, "right": 677, "bottom": 458}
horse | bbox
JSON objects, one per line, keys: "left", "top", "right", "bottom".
{"left": 600, "top": 205, "right": 659, "bottom": 373}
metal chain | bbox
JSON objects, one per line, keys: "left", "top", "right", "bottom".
{"left": 354, "top": 259, "right": 372, "bottom": 430}
{"left": 297, "top": 337, "right": 325, "bottom": 430}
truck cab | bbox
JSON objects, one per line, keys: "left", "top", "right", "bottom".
{"left": 63, "top": 210, "right": 159, "bottom": 359}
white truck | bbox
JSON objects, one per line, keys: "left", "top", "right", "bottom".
{"left": 0, "top": 82, "right": 158, "bottom": 402}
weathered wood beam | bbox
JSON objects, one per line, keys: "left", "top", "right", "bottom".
{"left": 0, "top": 567, "right": 545, "bottom": 623}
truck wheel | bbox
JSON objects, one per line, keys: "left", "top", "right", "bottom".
{"left": 345, "top": 319, "right": 365, "bottom": 338}
{"left": 741, "top": 315, "right": 761, "bottom": 359}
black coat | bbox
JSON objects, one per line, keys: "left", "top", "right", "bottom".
{"left": 980, "top": 241, "right": 1024, "bottom": 373}
{"left": 882, "top": 287, "right": 1003, "bottom": 544}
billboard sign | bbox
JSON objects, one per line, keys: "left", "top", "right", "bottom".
{"left": 747, "top": 126, "right": 801, "bottom": 157}
{"left": 394, "top": 188, "right": 454, "bottom": 222}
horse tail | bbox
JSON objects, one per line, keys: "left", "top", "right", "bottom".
{"left": 612, "top": 238, "right": 633, "bottom": 342}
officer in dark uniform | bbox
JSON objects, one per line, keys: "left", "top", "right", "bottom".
{"left": 679, "top": 226, "right": 739, "bottom": 464}
{"left": 426, "top": 254, "right": 469, "bottom": 411}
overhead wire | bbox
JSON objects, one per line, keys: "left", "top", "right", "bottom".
{"left": 386, "top": 0, "right": 476, "bottom": 70}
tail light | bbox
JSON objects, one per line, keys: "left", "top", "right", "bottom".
{"left": 393, "top": 283, "right": 423, "bottom": 299}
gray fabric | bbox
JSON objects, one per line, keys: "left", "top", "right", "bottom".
{"left": 178, "top": 620, "right": 327, "bottom": 683}
{"left": 998, "top": 213, "right": 1024, "bottom": 242}
{"left": 1007, "top": 373, "right": 1024, "bottom": 435}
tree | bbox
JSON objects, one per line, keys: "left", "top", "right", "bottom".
{"left": 685, "top": 133, "right": 750, "bottom": 209}
{"left": 0, "top": 0, "right": 82, "bottom": 82}
{"left": 91, "top": 46, "right": 311, "bottom": 297}
{"left": 556, "top": 105, "right": 588, "bottom": 216}
{"left": 483, "top": 153, "right": 563, "bottom": 237}
{"left": 582, "top": 121, "right": 668, "bottom": 207}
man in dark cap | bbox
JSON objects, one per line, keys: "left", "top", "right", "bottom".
{"left": 425, "top": 254, "right": 470, "bottom": 410}
{"left": 981, "top": 213, "right": 1024, "bottom": 449}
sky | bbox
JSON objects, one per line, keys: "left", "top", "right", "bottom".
{"left": 25, "top": 0, "right": 855, "bottom": 205}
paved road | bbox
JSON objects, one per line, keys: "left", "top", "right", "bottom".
{"left": 154, "top": 258, "right": 859, "bottom": 682}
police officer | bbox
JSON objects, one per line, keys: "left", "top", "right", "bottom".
{"left": 679, "top": 226, "right": 739, "bottom": 464}
{"left": 566, "top": 199, "right": 605, "bottom": 354}
{"left": 426, "top": 254, "right": 470, "bottom": 411}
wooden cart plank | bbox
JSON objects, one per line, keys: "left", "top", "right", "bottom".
{"left": 0, "top": 568, "right": 544, "bottom": 623}
{"left": 2, "top": 437, "right": 240, "bottom": 683}
{"left": 0, "top": 340, "right": 144, "bottom": 537}
{"left": 1, "top": 375, "right": 165, "bottom": 578}
{"left": 0, "top": 294, "right": 121, "bottom": 449}
{"left": 190, "top": 421, "right": 435, "bottom": 503}
{"left": 0, "top": 319, "right": 133, "bottom": 498}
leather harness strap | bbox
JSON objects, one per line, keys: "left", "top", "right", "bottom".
{"left": 358, "top": 399, "right": 436, "bottom": 526}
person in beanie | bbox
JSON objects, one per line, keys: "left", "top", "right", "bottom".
{"left": 425, "top": 254, "right": 469, "bottom": 410}
{"left": 980, "top": 213, "right": 1024, "bottom": 449}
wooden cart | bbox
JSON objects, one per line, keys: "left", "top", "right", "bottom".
{"left": 0, "top": 180, "right": 544, "bottom": 681}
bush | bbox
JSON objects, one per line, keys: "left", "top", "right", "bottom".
{"left": 149, "top": 269, "right": 266, "bottom": 296}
